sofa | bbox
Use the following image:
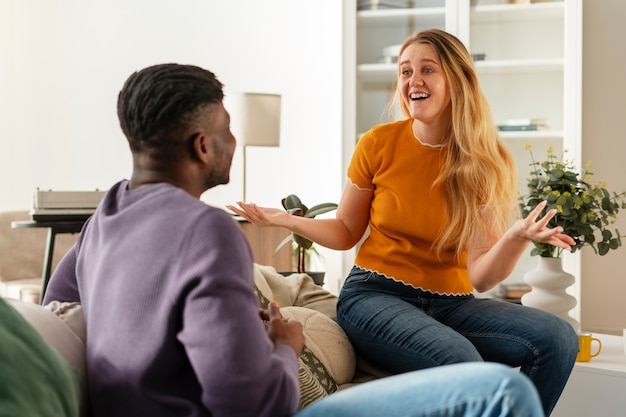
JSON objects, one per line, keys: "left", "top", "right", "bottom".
{"left": 5, "top": 263, "right": 388, "bottom": 416}
{"left": 0, "top": 210, "right": 77, "bottom": 303}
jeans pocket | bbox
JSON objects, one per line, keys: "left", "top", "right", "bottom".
{"left": 342, "top": 266, "right": 374, "bottom": 289}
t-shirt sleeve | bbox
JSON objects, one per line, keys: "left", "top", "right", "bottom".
{"left": 177, "top": 211, "right": 300, "bottom": 417}
{"left": 347, "top": 129, "right": 375, "bottom": 191}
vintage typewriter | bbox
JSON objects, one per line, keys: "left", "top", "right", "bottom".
{"left": 30, "top": 189, "right": 106, "bottom": 222}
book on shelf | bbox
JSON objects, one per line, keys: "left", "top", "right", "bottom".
{"left": 497, "top": 283, "right": 531, "bottom": 299}
{"left": 357, "top": 0, "right": 409, "bottom": 10}
{"left": 497, "top": 124, "right": 548, "bottom": 132}
{"left": 498, "top": 117, "right": 549, "bottom": 132}
{"left": 503, "top": 118, "right": 547, "bottom": 126}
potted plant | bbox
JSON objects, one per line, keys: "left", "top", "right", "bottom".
{"left": 517, "top": 145, "right": 626, "bottom": 329}
{"left": 275, "top": 194, "right": 338, "bottom": 285}
{"left": 519, "top": 145, "right": 626, "bottom": 258}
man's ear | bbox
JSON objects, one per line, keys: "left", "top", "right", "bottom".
{"left": 191, "top": 133, "right": 211, "bottom": 164}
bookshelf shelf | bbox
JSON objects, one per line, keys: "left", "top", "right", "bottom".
{"left": 475, "top": 58, "right": 564, "bottom": 74}
{"left": 357, "top": 6, "right": 446, "bottom": 28}
{"left": 471, "top": 2, "right": 564, "bottom": 24}
{"left": 358, "top": 58, "right": 564, "bottom": 83}
{"left": 498, "top": 130, "right": 564, "bottom": 141}
{"left": 357, "top": 62, "right": 396, "bottom": 79}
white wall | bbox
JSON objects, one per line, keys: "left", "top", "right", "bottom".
{"left": 580, "top": 0, "right": 626, "bottom": 335}
{"left": 0, "top": 0, "right": 347, "bottom": 290}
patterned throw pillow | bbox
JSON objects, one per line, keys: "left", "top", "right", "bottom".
{"left": 255, "top": 285, "right": 356, "bottom": 409}
{"left": 297, "top": 346, "right": 337, "bottom": 408}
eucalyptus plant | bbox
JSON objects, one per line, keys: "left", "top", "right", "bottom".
{"left": 275, "top": 194, "right": 338, "bottom": 273}
{"left": 519, "top": 145, "right": 626, "bottom": 257}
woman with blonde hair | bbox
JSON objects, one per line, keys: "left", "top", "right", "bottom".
{"left": 230, "top": 29, "right": 577, "bottom": 416}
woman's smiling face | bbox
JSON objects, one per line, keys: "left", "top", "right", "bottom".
{"left": 399, "top": 42, "right": 451, "bottom": 125}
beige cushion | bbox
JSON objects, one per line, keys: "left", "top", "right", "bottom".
{"left": 281, "top": 306, "right": 355, "bottom": 386}
{"left": 0, "top": 297, "right": 80, "bottom": 417}
{"left": 253, "top": 264, "right": 356, "bottom": 409}
{"left": 254, "top": 264, "right": 338, "bottom": 320}
{"left": 6, "top": 298, "right": 89, "bottom": 417}
{"left": 5, "top": 299, "right": 85, "bottom": 373}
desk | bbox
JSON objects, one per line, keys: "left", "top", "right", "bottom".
{"left": 11, "top": 220, "right": 85, "bottom": 303}
{"left": 552, "top": 333, "right": 626, "bottom": 417}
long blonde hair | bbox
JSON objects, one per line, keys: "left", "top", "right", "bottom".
{"left": 392, "top": 29, "right": 519, "bottom": 258}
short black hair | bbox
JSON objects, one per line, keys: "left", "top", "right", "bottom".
{"left": 117, "top": 63, "right": 224, "bottom": 155}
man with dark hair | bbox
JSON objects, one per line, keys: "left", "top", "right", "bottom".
{"left": 43, "top": 63, "right": 545, "bottom": 417}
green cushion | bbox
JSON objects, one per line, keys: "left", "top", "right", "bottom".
{"left": 0, "top": 298, "right": 79, "bottom": 417}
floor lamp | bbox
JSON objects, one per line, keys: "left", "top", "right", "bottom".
{"left": 224, "top": 92, "right": 281, "bottom": 202}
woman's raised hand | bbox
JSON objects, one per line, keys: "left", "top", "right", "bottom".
{"left": 516, "top": 200, "right": 575, "bottom": 251}
{"left": 226, "top": 202, "right": 288, "bottom": 228}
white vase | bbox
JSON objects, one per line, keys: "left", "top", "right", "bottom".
{"left": 521, "top": 257, "right": 580, "bottom": 330}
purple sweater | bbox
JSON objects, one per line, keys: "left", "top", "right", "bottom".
{"left": 44, "top": 180, "right": 300, "bottom": 417}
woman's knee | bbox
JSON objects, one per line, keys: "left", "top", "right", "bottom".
{"left": 540, "top": 313, "right": 579, "bottom": 356}
{"left": 554, "top": 318, "right": 579, "bottom": 360}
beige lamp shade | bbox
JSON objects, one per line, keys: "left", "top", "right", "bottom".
{"left": 224, "top": 92, "right": 281, "bottom": 147}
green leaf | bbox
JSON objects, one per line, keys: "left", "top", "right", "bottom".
{"left": 293, "top": 233, "right": 313, "bottom": 250}
{"left": 598, "top": 242, "right": 609, "bottom": 256}
{"left": 305, "top": 203, "right": 338, "bottom": 218}
{"left": 274, "top": 234, "right": 293, "bottom": 253}
{"left": 286, "top": 207, "right": 305, "bottom": 217}
{"left": 277, "top": 195, "right": 337, "bottom": 256}
{"left": 550, "top": 168, "right": 564, "bottom": 180}
{"left": 282, "top": 194, "right": 304, "bottom": 210}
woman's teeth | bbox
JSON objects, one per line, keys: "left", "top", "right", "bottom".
{"left": 410, "top": 93, "right": 429, "bottom": 101}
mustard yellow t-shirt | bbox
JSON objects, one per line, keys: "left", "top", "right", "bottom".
{"left": 348, "top": 119, "right": 473, "bottom": 295}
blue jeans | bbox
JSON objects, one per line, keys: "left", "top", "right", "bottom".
{"left": 336, "top": 267, "right": 578, "bottom": 416}
{"left": 295, "top": 362, "right": 544, "bottom": 417}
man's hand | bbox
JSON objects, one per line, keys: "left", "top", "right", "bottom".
{"left": 259, "top": 301, "right": 305, "bottom": 357}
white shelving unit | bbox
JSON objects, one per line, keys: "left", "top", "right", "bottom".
{"left": 343, "top": 0, "right": 581, "bottom": 303}
{"left": 354, "top": 0, "right": 448, "bottom": 134}
{"left": 552, "top": 333, "right": 626, "bottom": 416}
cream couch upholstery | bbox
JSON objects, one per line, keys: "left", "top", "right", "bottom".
{"left": 5, "top": 264, "right": 387, "bottom": 416}
{"left": 0, "top": 211, "right": 77, "bottom": 303}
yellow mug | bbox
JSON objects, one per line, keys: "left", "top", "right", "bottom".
{"left": 576, "top": 332, "right": 602, "bottom": 362}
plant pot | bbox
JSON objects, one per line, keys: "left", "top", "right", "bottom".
{"left": 521, "top": 257, "right": 579, "bottom": 330}
{"left": 278, "top": 271, "right": 325, "bottom": 286}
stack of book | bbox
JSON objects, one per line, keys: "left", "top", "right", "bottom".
{"left": 496, "top": 283, "right": 532, "bottom": 304}
{"left": 497, "top": 118, "right": 548, "bottom": 132}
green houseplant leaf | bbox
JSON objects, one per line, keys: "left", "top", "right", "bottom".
{"left": 518, "top": 145, "right": 626, "bottom": 258}
{"left": 274, "top": 194, "right": 338, "bottom": 273}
